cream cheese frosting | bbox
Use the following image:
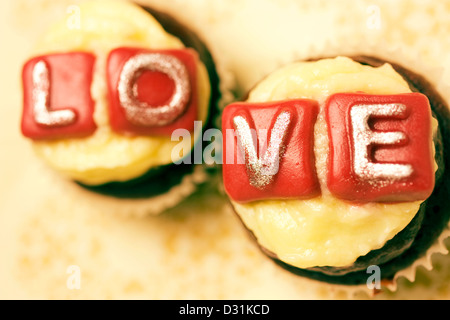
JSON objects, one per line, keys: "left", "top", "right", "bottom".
{"left": 30, "top": 0, "right": 211, "bottom": 185}
{"left": 232, "top": 56, "right": 436, "bottom": 268}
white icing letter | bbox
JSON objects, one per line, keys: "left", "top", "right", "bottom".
{"left": 32, "top": 60, "right": 76, "bottom": 127}
{"left": 350, "top": 103, "right": 413, "bottom": 181}
{"left": 233, "top": 111, "right": 292, "bottom": 189}
{"left": 118, "top": 53, "right": 190, "bottom": 127}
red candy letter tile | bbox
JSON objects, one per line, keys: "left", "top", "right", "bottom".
{"left": 107, "top": 47, "right": 199, "bottom": 136}
{"left": 222, "top": 100, "right": 320, "bottom": 203}
{"left": 21, "top": 52, "right": 97, "bottom": 140}
{"left": 326, "top": 93, "right": 435, "bottom": 202}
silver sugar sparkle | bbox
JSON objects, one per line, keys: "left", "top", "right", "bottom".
{"left": 118, "top": 53, "right": 191, "bottom": 127}
{"left": 233, "top": 111, "right": 292, "bottom": 190}
{"left": 350, "top": 103, "right": 413, "bottom": 182}
{"left": 32, "top": 60, "right": 77, "bottom": 127}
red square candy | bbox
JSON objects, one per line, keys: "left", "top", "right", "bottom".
{"left": 21, "top": 52, "right": 97, "bottom": 140}
{"left": 107, "top": 47, "right": 199, "bottom": 136}
{"left": 222, "top": 100, "right": 320, "bottom": 203}
{"left": 326, "top": 93, "right": 435, "bottom": 202}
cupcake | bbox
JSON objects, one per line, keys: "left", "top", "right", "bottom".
{"left": 222, "top": 55, "right": 450, "bottom": 286}
{"left": 20, "top": 1, "right": 225, "bottom": 213}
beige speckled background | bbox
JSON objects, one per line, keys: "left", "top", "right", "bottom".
{"left": 1, "top": 0, "right": 450, "bottom": 300}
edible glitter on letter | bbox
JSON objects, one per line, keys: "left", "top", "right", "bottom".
{"left": 350, "top": 103, "right": 413, "bottom": 181}
{"left": 326, "top": 92, "right": 435, "bottom": 202}
{"left": 222, "top": 99, "right": 320, "bottom": 202}
{"left": 233, "top": 111, "right": 292, "bottom": 190}
{"left": 32, "top": 60, "right": 77, "bottom": 127}
{"left": 118, "top": 53, "right": 191, "bottom": 127}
